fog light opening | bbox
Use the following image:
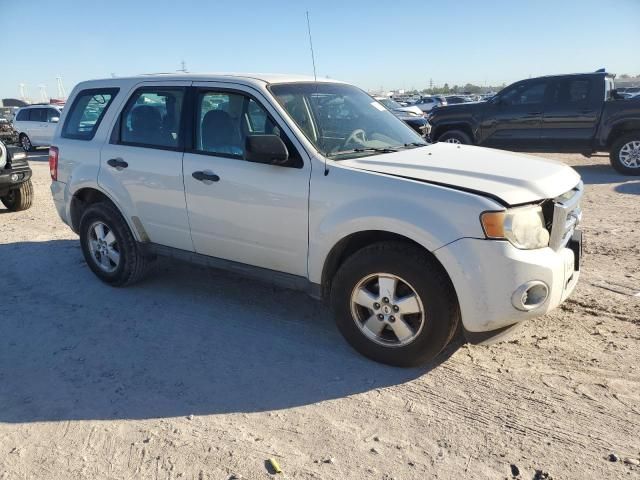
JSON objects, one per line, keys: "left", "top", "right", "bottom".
{"left": 512, "top": 281, "right": 549, "bottom": 311}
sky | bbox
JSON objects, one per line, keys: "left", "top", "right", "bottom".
{"left": 2, "top": 0, "right": 639, "bottom": 101}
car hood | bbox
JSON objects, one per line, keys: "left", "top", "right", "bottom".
{"left": 339, "top": 143, "right": 581, "bottom": 206}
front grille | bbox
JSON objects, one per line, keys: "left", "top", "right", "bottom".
{"left": 548, "top": 182, "right": 584, "bottom": 251}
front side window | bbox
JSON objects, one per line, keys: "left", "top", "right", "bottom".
{"left": 270, "top": 83, "right": 426, "bottom": 160}
{"left": 120, "top": 88, "right": 185, "bottom": 149}
{"left": 501, "top": 82, "right": 547, "bottom": 106}
{"left": 47, "top": 109, "right": 60, "bottom": 122}
{"left": 62, "top": 89, "right": 118, "bottom": 140}
{"left": 195, "top": 91, "right": 302, "bottom": 166}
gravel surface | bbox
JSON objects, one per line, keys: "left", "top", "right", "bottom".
{"left": 1, "top": 151, "right": 638, "bottom": 479}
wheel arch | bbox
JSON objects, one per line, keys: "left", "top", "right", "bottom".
{"left": 432, "top": 123, "right": 475, "bottom": 142}
{"left": 320, "top": 230, "right": 457, "bottom": 303}
{"left": 606, "top": 120, "right": 640, "bottom": 147}
{"left": 69, "top": 186, "right": 145, "bottom": 241}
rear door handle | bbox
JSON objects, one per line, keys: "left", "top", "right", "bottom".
{"left": 527, "top": 111, "right": 542, "bottom": 115}
{"left": 192, "top": 171, "right": 220, "bottom": 182}
{"left": 107, "top": 158, "right": 128, "bottom": 169}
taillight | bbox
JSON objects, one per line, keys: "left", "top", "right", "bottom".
{"left": 49, "top": 146, "right": 59, "bottom": 181}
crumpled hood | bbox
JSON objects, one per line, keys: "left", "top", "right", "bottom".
{"left": 339, "top": 143, "right": 581, "bottom": 206}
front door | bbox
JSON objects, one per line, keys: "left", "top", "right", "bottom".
{"left": 480, "top": 80, "right": 548, "bottom": 150}
{"left": 541, "top": 76, "right": 601, "bottom": 152}
{"left": 98, "top": 81, "right": 193, "bottom": 252}
{"left": 182, "top": 83, "right": 311, "bottom": 277}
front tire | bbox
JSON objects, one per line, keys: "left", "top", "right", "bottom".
{"left": 79, "top": 202, "right": 151, "bottom": 286}
{"left": 438, "top": 129, "right": 472, "bottom": 145}
{"left": 610, "top": 133, "right": 640, "bottom": 175}
{"left": 1, "top": 180, "right": 33, "bottom": 211}
{"left": 330, "top": 241, "right": 460, "bottom": 367}
{"left": 20, "top": 134, "right": 33, "bottom": 152}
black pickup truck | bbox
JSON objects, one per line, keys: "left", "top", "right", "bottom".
{"left": 428, "top": 71, "right": 640, "bottom": 175}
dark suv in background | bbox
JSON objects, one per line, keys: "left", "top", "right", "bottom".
{"left": 428, "top": 71, "right": 640, "bottom": 175}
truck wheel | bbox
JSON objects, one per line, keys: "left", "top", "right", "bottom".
{"left": 1, "top": 179, "right": 33, "bottom": 211}
{"left": 438, "top": 129, "right": 472, "bottom": 145}
{"left": 610, "top": 133, "right": 640, "bottom": 175}
{"left": 19, "top": 134, "right": 34, "bottom": 152}
{"left": 330, "top": 241, "right": 460, "bottom": 367}
{"left": 79, "top": 202, "right": 152, "bottom": 286}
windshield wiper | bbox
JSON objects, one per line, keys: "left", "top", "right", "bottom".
{"left": 403, "top": 142, "right": 428, "bottom": 148}
{"left": 328, "top": 147, "right": 399, "bottom": 158}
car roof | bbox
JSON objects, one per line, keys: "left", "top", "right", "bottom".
{"left": 74, "top": 73, "right": 346, "bottom": 90}
{"left": 18, "top": 104, "right": 61, "bottom": 110}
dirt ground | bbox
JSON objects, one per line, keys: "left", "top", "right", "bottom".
{"left": 0, "top": 151, "right": 638, "bottom": 480}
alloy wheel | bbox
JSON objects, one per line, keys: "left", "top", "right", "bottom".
{"left": 350, "top": 273, "right": 425, "bottom": 347}
{"left": 88, "top": 221, "right": 120, "bottom": 273}
{"left": 619, "top": 140, "right": 640, "bottom": 168}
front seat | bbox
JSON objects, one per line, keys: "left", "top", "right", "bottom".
{"left": 201, "top": 110, "right": 242, "bottom": 155}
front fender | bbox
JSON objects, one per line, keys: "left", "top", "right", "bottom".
{"left": 307, "top": 165, "right": 501, "bottom": 284}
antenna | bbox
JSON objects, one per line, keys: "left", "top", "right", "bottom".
{"left": 306, "top": 11, "right": 328, "bottom": 175}
{"left": 178, "top": 60, "right": 188, "bottom": 73}
{"left": 306, "top": 11, "right": 317, "bottom": 82}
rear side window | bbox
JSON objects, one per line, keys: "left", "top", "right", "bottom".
{"left": 549, "top": 79, "right": 591, "bottom": 106}
{"left": 16, "top": 109, "right": 28, "bottom": 121}
{"left": 62, "top": 88, "right": 119, "bottom": 140}
{"left": 119, "top": 88, "right": 185, "bottom": 149}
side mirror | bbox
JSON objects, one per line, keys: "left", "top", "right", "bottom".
{"left": 50, "top": 116, "right": 60, "bottom": 123}
{"left": 245, "top": 134, "right": 290, "bottom": 166}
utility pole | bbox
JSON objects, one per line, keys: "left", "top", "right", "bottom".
{"left": 19, "top": 83, "right": 27, "bottom": 102}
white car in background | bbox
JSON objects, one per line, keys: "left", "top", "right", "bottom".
{"left": 413, "top": 95, "right": 447, "bottom": 112}
{"left": 374, "top": 97, "right": 424, "bottom": 116}
{"left": 13, "top": 105, "right": 63, "bottom": 151}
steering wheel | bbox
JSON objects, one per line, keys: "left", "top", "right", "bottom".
{"left": 344, "top": 128, "right": 367, "bottom": 148}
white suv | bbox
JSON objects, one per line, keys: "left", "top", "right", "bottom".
{"left": 14, "top": 104, "right": 63, "bottom": 151}
{"left": 49, "top": 74, "right": 583, "bottom": 366}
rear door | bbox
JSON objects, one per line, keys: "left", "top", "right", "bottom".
{"left": 541, "top": 76, "right": 601, "bottom": 152}
{"left": 182, "top": 82, "right": 310, "bottom": 276}
{"left": 99, "top": 81, "right": 194, "bottom": 252}
{"left": 480, "top": 80, "right": 548, "bottom": 150}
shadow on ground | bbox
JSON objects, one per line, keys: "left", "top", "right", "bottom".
{"left": 0, "top": 240, "right": 451, "bottom": 423}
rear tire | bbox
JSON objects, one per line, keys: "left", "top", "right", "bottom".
{"left": 1, "top": 180, "right": 33, "bottom": 211}
{"left": 330, "top": 241, "right": 460, "bottom": 367}
{"left": 79, "top": 202, "right": 152, "bottom": 286}
{"left": 19, "top": 134, "right": 33, "bottom": 152}
{"left": 438, "top": 129, "right": 472, "bottom": 145}
{"left": 609, "top": 133, "right": 640, "bottom": 175}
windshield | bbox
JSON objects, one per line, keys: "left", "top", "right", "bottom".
{"left": 270, "top": 83, "right": 426, "bottom": 160}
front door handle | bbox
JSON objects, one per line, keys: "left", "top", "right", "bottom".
{"left": 192, "top": 171, "right": 220, "bottom": 182}
{"left": 527, "top": 111, "right": 542, "bottom": 115}
{"left": 107, "top": 158, "right": 128, "bottom": 169}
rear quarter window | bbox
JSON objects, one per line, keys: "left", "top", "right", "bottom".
{"left": 62, "top": 88, "right": 119, "bottom": 140}
{"left": 16, "top": 109, "right": 28, "bottom": 121}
